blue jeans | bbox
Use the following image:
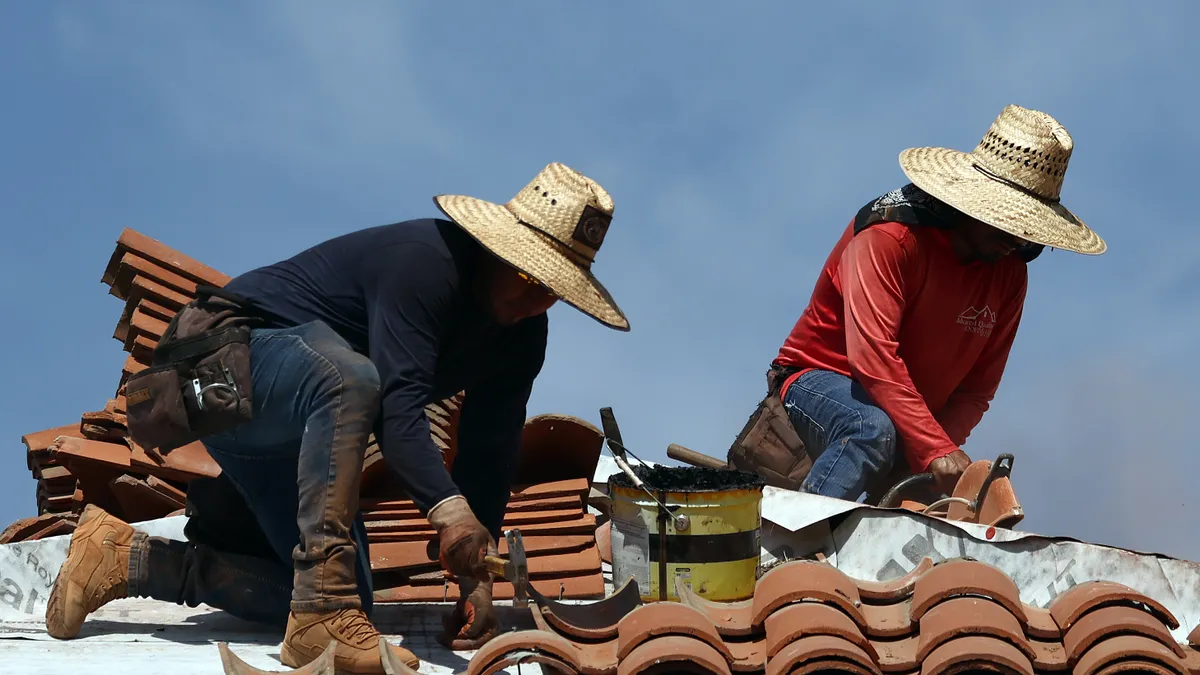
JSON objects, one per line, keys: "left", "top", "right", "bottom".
{"left": 783, "top": 369, "right": 899, "bottom": 501}
{"left": 200, "top": 320, "right": 380, "bottom": 614}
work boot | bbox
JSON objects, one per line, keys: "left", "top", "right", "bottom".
{"left": 45, "top": 505, "right": 136, "bottom": 639}
{"left": 280, "top": 608, "right": 420, "bottom": 674}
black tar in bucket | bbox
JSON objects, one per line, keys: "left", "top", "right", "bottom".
{"left": 608, "top": 464, "right": 766, "bottom": 492}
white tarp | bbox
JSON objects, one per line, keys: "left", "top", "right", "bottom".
{"left": 753, "top": 490, "right": 1200, "bottom": 643}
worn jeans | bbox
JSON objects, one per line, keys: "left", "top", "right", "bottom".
{"left": 199, "top": 320, "right": 381, "bottom": 614}
{"left": 130, "top": 471, "right": 297, "bottom": 627}
{"left": 782, "top": 369, "right": 900, "bottom": 501}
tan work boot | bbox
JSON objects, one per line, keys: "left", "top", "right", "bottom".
{"left": 45, "top": 505, "right": 135, "bottom": 639}
{"left": 280, "top": 608, "right": 420, "bottom": 674}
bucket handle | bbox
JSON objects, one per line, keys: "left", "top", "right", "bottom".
{"left": 600, "top": 407, "right": 690, "bottom": 532}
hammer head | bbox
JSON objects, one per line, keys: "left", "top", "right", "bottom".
{"left": 505, "top": 529, "right": 529, "bottom": 608}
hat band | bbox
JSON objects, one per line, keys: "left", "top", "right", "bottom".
{"left": 517, "top": 218, "right": 595, "bottom": 267}
{"left": 971, "top": 162, "right": 1060, "bottom": 204}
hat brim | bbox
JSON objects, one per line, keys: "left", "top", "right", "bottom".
{"left": 899, "top": 147, "right": 1106, "bottom": 255}
{"left": 434, "top": 194, "right": 630, "bottom": 331}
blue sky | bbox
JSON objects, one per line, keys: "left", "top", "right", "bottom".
{"left": 2, "top": 2, "right": 1198, "bottom": 560}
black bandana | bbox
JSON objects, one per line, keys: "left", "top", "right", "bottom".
{"left": 852, "top": 183, "right": 1044, "bottom": 263}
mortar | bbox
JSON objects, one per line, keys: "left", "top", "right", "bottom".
{"left": 607, "top": 465, "right": 765, "bottom": 603}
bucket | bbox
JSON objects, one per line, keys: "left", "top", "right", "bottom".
{"left": 607, "top": 465, "right": 765, "bottom": 603}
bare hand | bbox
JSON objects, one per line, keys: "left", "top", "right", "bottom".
{"left": 928, "top": 450, "right": 971, "bottom": 495}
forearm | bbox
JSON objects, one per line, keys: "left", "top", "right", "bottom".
{"left": 452, "top": 318, "right": 545, "bottom": 539}
{"left": 452, "top": 401, "right": 523, "bottom": 540}
{"left": 934, "top": 394, "right": 990, "bottom": 448}
{"left": 852, "top": 364, "right": 959, "bottom": 471}
{"left": 377, "top": 390, "right": 460, "bottom": 515}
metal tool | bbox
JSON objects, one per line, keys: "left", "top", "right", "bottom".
{"left": 876, "top": 453, "right": 1016, "bottom": 515}
{"left": 482, "top": 529, "right": 529, "bottom": 608}
{"left": 599, "top": 407, "right": 689, "bottom": 532}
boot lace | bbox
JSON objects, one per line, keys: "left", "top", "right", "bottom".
{"left": 333, "top": 609, "right": 380, "bottom": 644}
{"left": 87, "top": 535, "right": 128, "bottom": 612}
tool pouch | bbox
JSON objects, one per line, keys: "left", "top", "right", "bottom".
{"left": 125, "top": 285, "right": 266, "bottom": 453}
{"left": 725, "top": 367, "right": 812, "bottom": 490}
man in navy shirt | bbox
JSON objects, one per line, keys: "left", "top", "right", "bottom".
{"left": 47, "top": 163, "right": 629, "bottom": 673}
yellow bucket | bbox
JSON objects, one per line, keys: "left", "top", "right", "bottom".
{"left": 607, "top": 466, "right": 764, "bottom": 603}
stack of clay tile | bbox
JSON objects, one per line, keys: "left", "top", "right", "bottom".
{"left": 362, "top": 410, "right": 608, "bottom": 602}
{"left": 9, "top": 228, "right": 230, "bottom": 543}
{"left": 450, "top": 557, "right": 1200, "bottom": 675}
{"left": 6, "top": 228, "right": 610, "bottom": 602}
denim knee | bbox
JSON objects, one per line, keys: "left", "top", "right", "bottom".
{"left": 856, "top": 407, "right": 898, "bottom": 470}
{"left": 326, "top": 354, "right": 381, "bottom": 410}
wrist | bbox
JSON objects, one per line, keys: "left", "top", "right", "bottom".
{"left": 427, "top": 494, "right": 470, "bottom": 531}
{"left": 916, "top": 446, "right": 959, "bottom": 472}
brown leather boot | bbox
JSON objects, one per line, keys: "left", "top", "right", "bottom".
{"left": 280, "top": 608, "right": 420, "bottom": 674}
{"left": 45, "top": 505, "right": 135, "bottom": 639}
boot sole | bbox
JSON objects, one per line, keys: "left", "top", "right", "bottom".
{"left": 281, "top": 641, "right": 417, "bottom": 674}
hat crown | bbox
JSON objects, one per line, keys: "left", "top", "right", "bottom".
{"left": 970, "top": 104, "right": 1073, "bottom": 201}
{"left": 506, "top": 163, "right": 614, "bottom": 266}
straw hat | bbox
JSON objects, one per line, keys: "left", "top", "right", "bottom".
{"left": 434, "top": 162, "right": 629, "bottom": 331}
{"left": 898, "top": 104, "right": 1106, "bottom": 255}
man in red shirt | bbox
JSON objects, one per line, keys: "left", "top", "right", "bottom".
{"left": 770, "top": 104, "right": 1106, "bottom": 501}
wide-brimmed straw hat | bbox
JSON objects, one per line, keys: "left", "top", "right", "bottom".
{"left": 434, "top": 162, "right": 629, "bottom": 331}
{"left": 899, "top": 104, "right": 1106, "bottom": 255}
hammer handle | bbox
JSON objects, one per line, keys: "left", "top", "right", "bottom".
{"left": 483, "top": 555, "right": 509, "bottom": 580}
{"left": 667, "top": 443, "right": 727, "bottom": 470}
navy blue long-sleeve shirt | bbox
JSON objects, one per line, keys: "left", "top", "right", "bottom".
{"left": 222, "top": 218, "right": 547, "bottom": 537}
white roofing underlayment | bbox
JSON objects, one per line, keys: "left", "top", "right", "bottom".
{"left": 2, "top": 455, "right": 1198, "bottom": 673}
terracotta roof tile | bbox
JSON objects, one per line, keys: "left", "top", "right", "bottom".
{"left": 0, "top": 512, "right": 78, "bottom": 544}
{"left": 857, "top": 557, "right": 933, "bottom": 602}
{"left": 765, "top": 602, "right": 873, "bottom": 661}
{"left": 946, "top": 458, "right": 1024, "bottom": 528}
{"left": 623, "top": 635, "right": 732, "bottom": 675}
{"left": 751, "top": 560, "right": 865, "bottom": 630}
{"left": 1073, "top": 634, "right": 1189, "bottom": 675}
{"left": 465, "top": 630, "right": 583, "bottom": 675}
{"left": 101, "top": 228, "right": 231, "bottom": 291}
{"left": 910, "top": 558, "right": 1026, "bottom": 628}
{"left": 617, "top": 601, "right": 733, "bottom": 662}
{"left": 767, "top": 634, "right": 878, "bottom": 675}
{"left": 1063, "top": 605, "right": 1188, "bottom": 663}
{"left": 465, "top": 558, "right": 1200, "bottom": 675}
{"left": 1048, "top": 579, "right": 1180, "bottom": 632}
{"left": 531, "top": 577, "right": 641, "bottom": 641}
{"left": 916, "top": 596, "right": 1032, "bottom": 663}
{"left": 677, "top": 576, "right": 755, "bottom": 637}
{"left": 923, "top": 634, "right": 1033, "bottom": 675}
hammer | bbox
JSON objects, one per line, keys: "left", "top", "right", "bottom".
{"left": 482, "top": 529, "right": 529, "bottom": 608}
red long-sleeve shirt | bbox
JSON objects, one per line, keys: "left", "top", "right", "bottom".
{"left": 774, "top": 219, "right": 1028, "bottom": 471}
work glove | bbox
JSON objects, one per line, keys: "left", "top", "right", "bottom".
{"left": 427, "top": 495, "right": 494, "bottom": 579}
{"left": 437, "top": 542, "right": 499, "bottom": 650}
{"left": 929, "top": 449, "right": 972, "bottom": 496}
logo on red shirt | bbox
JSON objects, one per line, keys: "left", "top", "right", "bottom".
{"left": 956, "top": 305, "right": 997, "bottom": 337}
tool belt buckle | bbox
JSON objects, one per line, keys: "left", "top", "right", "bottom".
{"left": 191, "top": 365, "right": 242, "bottom": 412}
